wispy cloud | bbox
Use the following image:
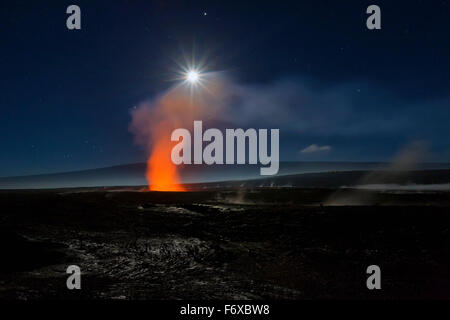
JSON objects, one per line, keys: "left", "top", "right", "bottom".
{"left": 300, "top": 144, "right": 332, "bottom": 154}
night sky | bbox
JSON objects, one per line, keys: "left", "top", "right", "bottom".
{"left": 1, "top": 0, "right": 449, "bottom": 176}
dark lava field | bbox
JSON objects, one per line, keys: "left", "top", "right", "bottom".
{"left": 0, "top": 187, "right": 449, "bottom": 300}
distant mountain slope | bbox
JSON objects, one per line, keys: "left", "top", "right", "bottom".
{"left": 1, "top": 162, "right": 450, "bottom": 189}
{"left": 187, "top": 169, "right": 450, "bottom": 190}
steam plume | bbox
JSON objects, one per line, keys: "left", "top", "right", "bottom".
{"left": 129, "top": 73, "right": 231, "bottom": 190}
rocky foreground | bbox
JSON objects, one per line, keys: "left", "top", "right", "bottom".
{"left": 0, "top": 188, "right": 449, "bottom": 299}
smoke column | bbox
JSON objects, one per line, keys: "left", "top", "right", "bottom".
{"left": 129, "top": 73, "right": 231, "bottom": 191}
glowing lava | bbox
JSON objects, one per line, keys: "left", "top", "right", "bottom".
{"left": 147, "top": 137, "right": 185, "bottom": 192}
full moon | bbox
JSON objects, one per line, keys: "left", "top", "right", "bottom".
{"left": 186, "top": 70, "right": 199, "bottom": 83}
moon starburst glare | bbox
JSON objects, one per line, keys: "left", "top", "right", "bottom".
{"left": 186, "top": 70, "right": 200, "bottom": 83}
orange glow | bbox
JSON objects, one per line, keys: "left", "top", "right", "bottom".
{"left": 129, "top": 73, "right": 228, "bottom": 192}
{"left": 143, "top": 92, "right": 191, "bottom": 192}
{"left": 147, "top": 137, "right": 185, "bottom": 192}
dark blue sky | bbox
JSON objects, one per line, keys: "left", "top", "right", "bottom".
{"left": 1, "top": 0, "right": 449, "bottom": 176}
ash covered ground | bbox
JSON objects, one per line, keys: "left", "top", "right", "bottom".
{"left": 0, "top": 186, "right": 449, "bottom": 300}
